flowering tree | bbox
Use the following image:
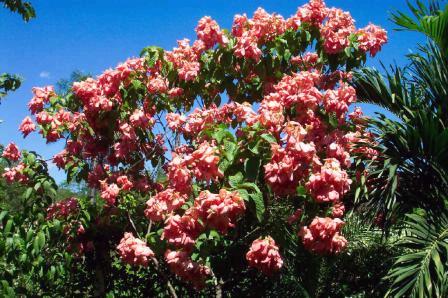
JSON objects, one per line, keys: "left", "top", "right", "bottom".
{"left": 4, "top": 0, "right": 387, "bottom": 295}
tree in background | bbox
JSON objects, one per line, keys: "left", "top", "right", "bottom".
{"left": 353, "top": 1, "right": 448, "bottom": 297}
{"left": 3, "top": 0, "right": 390, "bottom": 296}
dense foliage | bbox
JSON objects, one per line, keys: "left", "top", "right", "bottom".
{"left": 1, "top": 0, "right": 447, "bottom": 297}
{"left": 353, "top": 1, "right": 448, "bottom": 297}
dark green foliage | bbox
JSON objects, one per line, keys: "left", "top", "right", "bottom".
{"left": 352, "top": 1, "right": 448, "bottom": 297}
{"left": 1, "top": 0, "right": 35, "bottom": 22}
{"left": 0, "top": 73, "right": 21, "bottom": 101}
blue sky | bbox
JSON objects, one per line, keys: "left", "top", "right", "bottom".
{"left": 0, "top": 0, "right": 421, "bottom": 182}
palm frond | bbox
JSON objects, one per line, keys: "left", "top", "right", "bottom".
{"left": 391, "top": 1, "right": 448, "bottom": 54}
{"left": 386, "top": 212, "right": 448, "bottom": 298}
{"left": 352, "top": 67, "right": 422, "bottom": 120}
{"left": 408, "top": 42, "right": 448, "bottom": 120}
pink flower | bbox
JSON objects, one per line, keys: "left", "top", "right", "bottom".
{"left": 251, "top": 8, "right": 286, "bottom": 42}
{"left": 300, "top": 217, "right": 347, "bottom": 254}
{"left": 144, "top": 188, "right": 187, "bottom": 222}
{"left": 246, "top": 236, "right": 283, "bottom": 274}
{"left": 53, "top": 150, "right": 70, "bottom": 169}
{"left": 129, "top": 109, "right": 153, "bottom": 128}
{"left": 2, "top": 163, "right": 28, "bottom": 184}
{"left": 162, "top": 213, "right": 203, "bottom": 251}
{"left": 193, "top": 189, "right": 245, "bottom": 234}
{"left": 357, "top": 24, "right": 388, "bottom": 57}
{"left": 323, "top": 83, "right": 357, "bottom": 118}
{"left": 117, "top": 232, "right": 154, "bottom": 267}
{"left": 189, "top": 141, "right": 223, "bottom": 182}
{"left": 306, "top": 158, "right": 352, "bottom": 203}
{"left": 289, "top": 0, "right": 327, "bottom": 28}
{"left": 19, "top": 116, "right": 36, "bottom": 137}
{"left": 165, "top": 249, "right": 211, "bottom": 289}
{"left": 263, "top": 71, "right": 322, "bottom": 109}
{"left": 46, "top": 197, "right": 79, "bottom": 219}
{"left": 117, "top": 175, "right": 133, "bottom": 191}
{"left": 320, "top": 8, "right": 355, "bottom": 54}
{"left": 100, "top": 182, "right": 120, "bottom": 205}
{"left": 167, "top": 87, "right": 184, "bottom": 98}
{"left": 167, "top": 153, "right": 192, "bottom": 194}
{"left": 196, "top": 16, "right": 228, "bottom": 49}
{"left": 165, "top": 39, "right": 201, "bottom": 82}
{"left": 264, "top": 125, "right": 316, "bottom": 196}
{"left": 2, "top": 143, "right": 20, "bottom": 161}
{"left": 166, "top": 113, "right": 186, "bottom": 132}
{"left": 332, "top": 201, "right": 345, "bottom": 218}
{"left": 28, "top": 86, "right": 55, "bottom": 114}
{"left": 147, "top": 74, "right": 168, "bottom": 94}
{"left": 234, "top": 31, "right": 262, "bottom": 62}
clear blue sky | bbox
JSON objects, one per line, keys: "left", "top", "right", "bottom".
{"left": 0, "top": 0, "right": 421, "bottom": 183}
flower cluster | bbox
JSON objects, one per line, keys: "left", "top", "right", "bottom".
{"left": 144, "top": 188, "right": 187, "bottom": 222}
{"left": 165, "top": 250, "right": 210, "bottom": 289}
{"left": 246, "top": 236, "right": 283, "bottom": 274}
{"left": 19, "top": 116, "right": 36, "bottom": 137}
{"left": 2, "top": 163, "right": 27, "bottom": 184}
{"left": 193, "top": 189, "right": 246, "bottom": 234}
{"left": 300, "top": 217, "right": 347, "bottom": 254}
{"left": 46, "top": 197, "right": 79, "bottom": 220}
{"left": 2, "top": 143, "right": 21, "bottom": 161}
{"left": 117, "top": 233, "right": 155, "bottom": 267}
{"left": 306, "top": 158, "right": 352, "bottom": 203}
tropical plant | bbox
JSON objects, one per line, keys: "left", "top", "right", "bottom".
{"left": 352, "top": 1, "right": 448, "bottom": 297}
{"left": 1, "top": 0, "right": 389, "bottom": 295}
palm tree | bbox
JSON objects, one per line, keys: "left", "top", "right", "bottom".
{"left": 352, "top": 1, "right": 448, "bottom": 297}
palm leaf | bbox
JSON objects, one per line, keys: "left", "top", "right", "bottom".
{"left": 391, "top": 1, "right": 448, "bottom": 54}
{"left": 386, "top": 212, "right": 448, "bottom": 298}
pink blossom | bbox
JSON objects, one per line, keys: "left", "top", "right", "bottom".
{"left": 193, "top": 189, "right": 245, "bottom": 234}
{"left": 246, "top": 236, "right": 283, "bottom": 274}
{"left": 289, "top": 0, "right": 327, "bottom": 28}
{"left": 165, "top": 250, "right": 210, "bottom": 289}
{"left": 2, "top": 163, "right": 28, "bottom": 184}
{"left": 234, "top": 31, "right": 262, "bottom": 62}
{"left": 46, "top": 197, "right": 79, "bottom": 219}
{"left": 28, "top": 86, "right": 55, "bottom": 114}
{"left": 306, "top": 158, "right": 352, "bottom": 203}
{"left": 300, "top": 217, "right": 347, "bottom": 254}
{"left": 165, "top": 39, "right": 201, "bottom": 82}
{"left": 100, "top": 182, "right": 120, "bottom": 205}
{"left": 144, "top": 188, "right": 187, "bottom": 222}
{"left": 324, "top": 83, "right": 357, "bottom": 118}
{"left": 19, "top": 116, "right": 36, "bottom": 137}
{"left": 320, "top": 8, "right": 355, "bottom": 54}
{"left": 162, "top": 213, "right": 203, "bottom": 251}
{"left": 2, "top": 143, "right": 20, "bottom": 161}
{"left": 117, "top": 232, "right": 154, "bottom": 267}
{"left": 189, "top": 141, "right": 223, "bottom": 182}
{"left": 332, "top": 201, "right": 345, "bottom": 218}
{"left": 167, "top": 153, "right": 192, "bottom": 194}
{"left": 357, "top": 24, "right": 388, "bottom": 57}
{"left": 196, "top": 16, "right": 228, "bottom": 49}
{"left": 166, "top": 113, "right": 186, "bottom": 131}
{"left": 117, "top": 175, "right": 133, "bottom": 191}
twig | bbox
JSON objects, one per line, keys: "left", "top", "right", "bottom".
{"left": 151, "top": 256, "right": 178, "bottom": 298}
{"left": 127, "top": 212, "right": 140, "bottom": 238}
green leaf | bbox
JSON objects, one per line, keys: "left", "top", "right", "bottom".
{"left": 244, "top": 157, "right": 261, "bottom": 182}
{"left": 260, "top": 133, "right": 277, "bottom": 144}
{"left": 249, "top": 192, "right": 265, "bottom": 223}
{"left": 4, "top": 219, "right": 13, "bottom": 234}
{"left": 229, "top": 172, "right": 244, "bottom": 188}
